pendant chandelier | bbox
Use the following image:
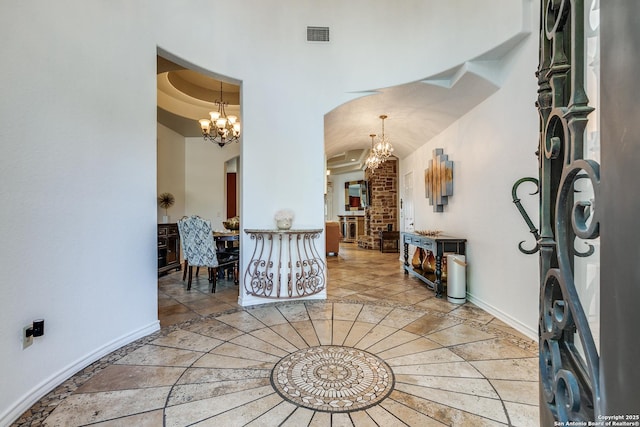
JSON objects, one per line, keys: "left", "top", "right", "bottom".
{"left": 365, "top": 134, "right": 382, "bottom": 171}
{"left": 198, "top": 82, "right": 241, "bottom": 147}
{"left": 372, "top": 114, "right": 394, "bottom": 160}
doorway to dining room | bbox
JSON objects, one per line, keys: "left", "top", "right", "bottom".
{"left": 156, "top": 51, "right": 242, "bottom": 226}
{"left": 156, "top": 51, "right": 243, "bottom": 301}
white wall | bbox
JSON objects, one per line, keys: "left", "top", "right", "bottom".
{"left": 400, "top": 22, "right": 540, "bottom": 338}
{"left": 184, "top": 137, "right": 240, "bottom": 231}
{"left": 0, "top": 2, "right": 160, "bottom": 423}
{"left": 157, "top": 124, "right": 186, "bottom": 223}
{"left": 0, "top": 0, "right": 532, "bottom": 423}
{"left": 157, "top": 127, "right": 240, "bottom": 230}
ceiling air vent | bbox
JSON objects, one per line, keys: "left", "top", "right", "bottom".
{"left": 307, "top": 26, "right": 330, "bottom": 42}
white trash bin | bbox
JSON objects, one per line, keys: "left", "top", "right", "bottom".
{"left": 446, "top": 254, "right": 467, "bottom": 304}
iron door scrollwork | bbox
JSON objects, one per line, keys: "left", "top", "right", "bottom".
{"left": 513, "top": 0, "right": 601, "bottom": 423}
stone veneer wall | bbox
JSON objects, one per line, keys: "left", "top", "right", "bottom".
{"left": 358, "top": 158, "right": 398, "bottom": 250}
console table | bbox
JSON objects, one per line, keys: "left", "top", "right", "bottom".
{"left": 402, "top": 232, "right": 466, "bottom": 298}
{"left": 244, "top": 229, "right": 325, "bottom": 299}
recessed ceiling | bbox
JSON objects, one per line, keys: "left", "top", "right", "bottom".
{"left": 157, "top": 56, "right": 241, "bottom": 138}
{"left": 326, "top": 148, "right": 370, "bottom": 175}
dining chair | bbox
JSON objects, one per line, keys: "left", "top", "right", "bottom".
{"left": 177, "top": 215, "right": 239, "bottom": 292}
{"left": 177, "top": 216, "right": 204, "bottom": 281}
{"left": 176, "top": 217, "right": 191, "bottom": 281}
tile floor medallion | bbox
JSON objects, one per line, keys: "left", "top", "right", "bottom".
{"left": 14, "top": 245, "right": 540, "bottom": 426}
{"left": 271, "top": 345, "right": 394, "bottom": 412}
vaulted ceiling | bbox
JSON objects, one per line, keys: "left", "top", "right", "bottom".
{"left": 324, "top": 66, "right": 501, "bottom": 174}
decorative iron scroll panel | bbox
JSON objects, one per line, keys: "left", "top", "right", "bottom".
{"left": 243, "top": 229, "right": 325, "bottom": 299}
{"left": 513, "top": 0, "right": 602, "bottom": 423}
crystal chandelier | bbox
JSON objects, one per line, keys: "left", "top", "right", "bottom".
{"left": 372, "top": 114, "right": 394, "bottom": 160}
{"left": 365, "top": 134, "right": 382, "bottom": 171}
{"left": 198, "top": 82, "right": 241, "bottom": 147}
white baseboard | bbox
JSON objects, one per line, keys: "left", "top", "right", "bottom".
{"left": 466, "top": 293, "right": 538, "bottom": 341}
{"left": 1, "top": 321, "right": 160, "bottom": 427}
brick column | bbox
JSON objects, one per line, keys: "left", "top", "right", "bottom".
{"left": 358, "top": 158, "right": 398, "bottom": 249}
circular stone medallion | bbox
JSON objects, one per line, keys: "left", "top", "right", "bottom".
{"left": 270, "top": 345, "right": 394, "bottom": 412}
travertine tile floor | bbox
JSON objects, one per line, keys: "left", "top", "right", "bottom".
{"left": 15, "top": 244, "right": 539, "bottom": 426}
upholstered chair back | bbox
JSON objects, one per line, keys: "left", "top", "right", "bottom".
{"left": 177, "top": 215, "right": 219, "bottom": 268}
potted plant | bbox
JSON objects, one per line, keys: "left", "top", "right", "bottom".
{"left": 158, "top": 192, "right": 175, "bottom": 223}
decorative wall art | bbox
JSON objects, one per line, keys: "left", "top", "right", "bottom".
{"left": 424, "top": 148, "right": 453, "bottom": 212}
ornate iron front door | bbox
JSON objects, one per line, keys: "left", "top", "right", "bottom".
{"left": 514, "top": 0, "right": 602, "bottom": 423}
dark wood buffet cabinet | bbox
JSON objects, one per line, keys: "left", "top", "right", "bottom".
{"left": 158, "top": 223, "right": 181, "bottom": 275}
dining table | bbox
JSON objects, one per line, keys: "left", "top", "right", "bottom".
{"left": 213, "top": 231, "right": 240, "bottom": 253}
{"left": 213, "top": 231, "right": 239, "bottom": 279}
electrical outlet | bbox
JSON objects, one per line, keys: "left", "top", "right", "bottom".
{"left": 23, "top": 326, "right": 33, "bottom": 349}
